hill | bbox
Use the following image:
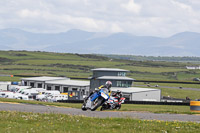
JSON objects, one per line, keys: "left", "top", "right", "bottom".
{"left": 1, "top": 29, "right": 200, "bottom": 56}
{"left": 100, "top": 54, "right": 200, "bottom": 62}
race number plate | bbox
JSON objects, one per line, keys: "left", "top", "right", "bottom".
{"left": 101, "top": 92, "right": 108, "bottom": 99}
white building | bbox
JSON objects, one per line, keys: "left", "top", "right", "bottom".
{"left": 186, "top": 66, "right": 200, "bottom": 70}
{"left": 111, "top": 87, "right": 161, "bottom": 101}
{"left": 21, "top": 76, "right": 90, "bottom": 100}
{"left": 45, "top": 79, "right": 89, "bottom": 100}
{"left": 21, "top": 76, "right": 69, "bottom": 88}
{"left": 0, "top": 82, "right": 11, "bottom": 91}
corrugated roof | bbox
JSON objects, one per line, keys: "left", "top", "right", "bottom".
{"left": 111, "top": 87, "right": 160, "bottom": 93}
{"left": 45, "top": 79, "right": 90, "bottom": 86}
{"left": 96, "top": 76, "right": 134, "bottom": 80}
{"left": 21, "top": 76, "right": 69, "bottom": 81}
{"left": 91, "top": 68, "right": 129, "bottom": 72}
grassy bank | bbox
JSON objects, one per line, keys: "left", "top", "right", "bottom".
{"left": 1, "top": 50, "right": 200, "bottom": 81}
{"left": 0, "top": 111, "right": 199, "bottom": 133}
{"left": 0, "top": 98, "right": 81, "bottom": 109}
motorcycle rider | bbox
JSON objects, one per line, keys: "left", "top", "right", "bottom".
{"left": 98, "top": 81, "right": 112, "bottom": 96}
{"left": 85, "top": 81, "right": 112, "bottom": 101}
{"left": 111, "top": 90, "right": 122, "bottom": 109}
{"left": 112, "top": 90, "right": 122, "bottom": 101}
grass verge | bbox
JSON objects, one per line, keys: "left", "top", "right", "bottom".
{"left": 0, "top": 111, "right": 200, "bottom": 133}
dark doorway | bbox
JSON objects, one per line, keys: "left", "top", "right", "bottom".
{"left": 47, "top": 86, "right": 51, "bottom": 90}
{"left": 37, "top": 83, "right": 42, "bottom": 88}
{"left": 55, "top": 86, "right": 60, "bottom": 91}
{"left": 30, "top": 82, "right": 35, "bottom": 88}
{"left": 63, "top": 87, "right": 68, "bottom": 93}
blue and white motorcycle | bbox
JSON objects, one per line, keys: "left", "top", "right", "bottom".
{"left": 82, "top": 88, "right": 110, "bottom": 111}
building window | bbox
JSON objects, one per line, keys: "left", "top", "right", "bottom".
{"left": 24, "top": 81, "right": 27, "bottom": 86}
{"left": 55, "top": 86, "right": 60, "bottom": 91}
{"left": 37, "top": 83, "right": 42, "bottom": 88}
{"left": 72, "top": 88, "right": 77, "bottom": 91}
{"left": 117, "top": 81, "right": 122, "bottom": 87}
{"left": 118, "top": 72, "right": 126, "bottom": 77}
{"left": 47, "top": 86, "right": 51, "bottom": 90}
{"left": 30, "top": 82, "right": 35, "bottom": 88}
{"left": 75, "top": 92, "right": 78, "bottom": 96}
{"left": 63, "top": 87, "right": 68, "bottom": 93}
{"left": 82, "top": 90, "right": 85, "bottom": 95}
{"left": 117, "top": 81, "right": 131, "bottom": 87}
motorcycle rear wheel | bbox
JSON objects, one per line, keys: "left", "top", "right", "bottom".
{"left": 115, "top": 104, "right": 121, "bottom": 110}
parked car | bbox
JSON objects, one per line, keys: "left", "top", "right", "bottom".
{"left": 36, "top": 90, "right": 60, "bottom": 101}
{"left": 0, "top": 91, "right": 13, "bottom": 98}
{"left": 46, "top": 94, "right": 68, "bottom": 102}
{"left": 193, "top": 78, "right": 200, "bottom": 81}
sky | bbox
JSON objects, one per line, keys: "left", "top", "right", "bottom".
{"left": 1, "top": 0, "right": 200, "bottom": 37}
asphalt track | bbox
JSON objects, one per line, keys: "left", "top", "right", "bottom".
{"left": 0, "top": 103, "right": 200, "bottom": 122}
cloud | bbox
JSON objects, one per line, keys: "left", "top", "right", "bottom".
{"left": 121, "top": 0, "right": 141, "bottom": 14}
{"left": 0, "top": 0, "right": 200, "bottom": 37}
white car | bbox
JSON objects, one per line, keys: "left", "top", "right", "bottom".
{"left": 0, "top": 91, "right": 14, "bottom": 98}
{"left": 36, "top": 90, "right": 60, "bottom": 101}
{"left": 47, "top": 94, "right": 68, "bottom": 102}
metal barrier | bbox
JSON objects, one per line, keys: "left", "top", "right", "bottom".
{"left": 124, "top": 101, "right": 190, "bottom": 106}
{"left": 57, "top": 100, "right": 190, "bottom": 106}
{"left": 190, "top": 101, "right": 200, "bottom": 112}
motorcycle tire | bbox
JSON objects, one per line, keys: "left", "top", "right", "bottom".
{"left": 116, "top": 104, "right": 121, "bottom": 110}
{"left": 100, "top": 107, "right": 103, "bottom": 111}
{"left": 82, "top": 104, "right": 87, "bottom": 111}
{"left": 91, "top": 97, "right": 104, "bottom": 111}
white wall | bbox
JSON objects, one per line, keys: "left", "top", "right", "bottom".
{"left": 0, "top": 82, "right": 11, "bottom": 91}
{"left": 131, "top": 90, "right": 161, "bottom": 101}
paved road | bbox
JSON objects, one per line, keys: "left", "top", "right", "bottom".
{"left": 0, "top": 103, "right": 200, "bottom": 122}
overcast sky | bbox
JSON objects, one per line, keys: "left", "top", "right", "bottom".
{"left": 1, "top": 0, "right": 200, "bottom": 37}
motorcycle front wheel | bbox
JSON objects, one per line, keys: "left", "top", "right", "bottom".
{"left": 91, "top": 97, "right": 104, "bottom": 111}
{"left": 81, "top": 104, "right": 87, "bottom": 111}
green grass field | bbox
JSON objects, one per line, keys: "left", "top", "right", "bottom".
{"left": 1, "top": 50, "right": 200, "bottom": 81}
{"left": 0, "top": 111, "right": 199, "bottom": 133}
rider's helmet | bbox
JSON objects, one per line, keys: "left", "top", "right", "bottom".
{"left": 116, "top": 90, "right": 121, "bottom": 94}
{"left": 105, "top": 81, "right": 112, "bottom": 89}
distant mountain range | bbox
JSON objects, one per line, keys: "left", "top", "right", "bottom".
{"left": 0, "top": 28, "right": 200, "bottom": 56}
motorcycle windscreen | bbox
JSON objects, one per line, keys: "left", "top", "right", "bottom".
{"left": 99, "top": 88, "right": 109, "bottom": 99}
{"left": 90, "top": 92, "right": 99, "bottom": 101}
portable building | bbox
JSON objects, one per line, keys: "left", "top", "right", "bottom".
{"left": 111, "top": 87, "right": 161, "bottom": 101}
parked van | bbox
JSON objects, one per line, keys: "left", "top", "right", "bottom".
{"left": 15, "top": 86, "right": 31, "bottom": 93}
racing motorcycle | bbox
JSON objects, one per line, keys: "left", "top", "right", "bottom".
{"left": 82, "top": 88, "right": 110, "bottom": 111}
{"left": 100, "top": 96, "right": 125, "bottom": 111}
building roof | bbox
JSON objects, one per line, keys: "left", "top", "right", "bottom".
{"left": 91, "top": 68, "right": 129, "bottom": 72}
{"left": 111, "top": 87, "right": 160, "bottom": 93}
{"left": 96, "top": 76, "right": 134, "bottom": 81}
{"left": 21, "top": 76, "right": 69, "bottom": 82}
{"left": 45, "top": 79, "right": 90, "bottom": 87}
